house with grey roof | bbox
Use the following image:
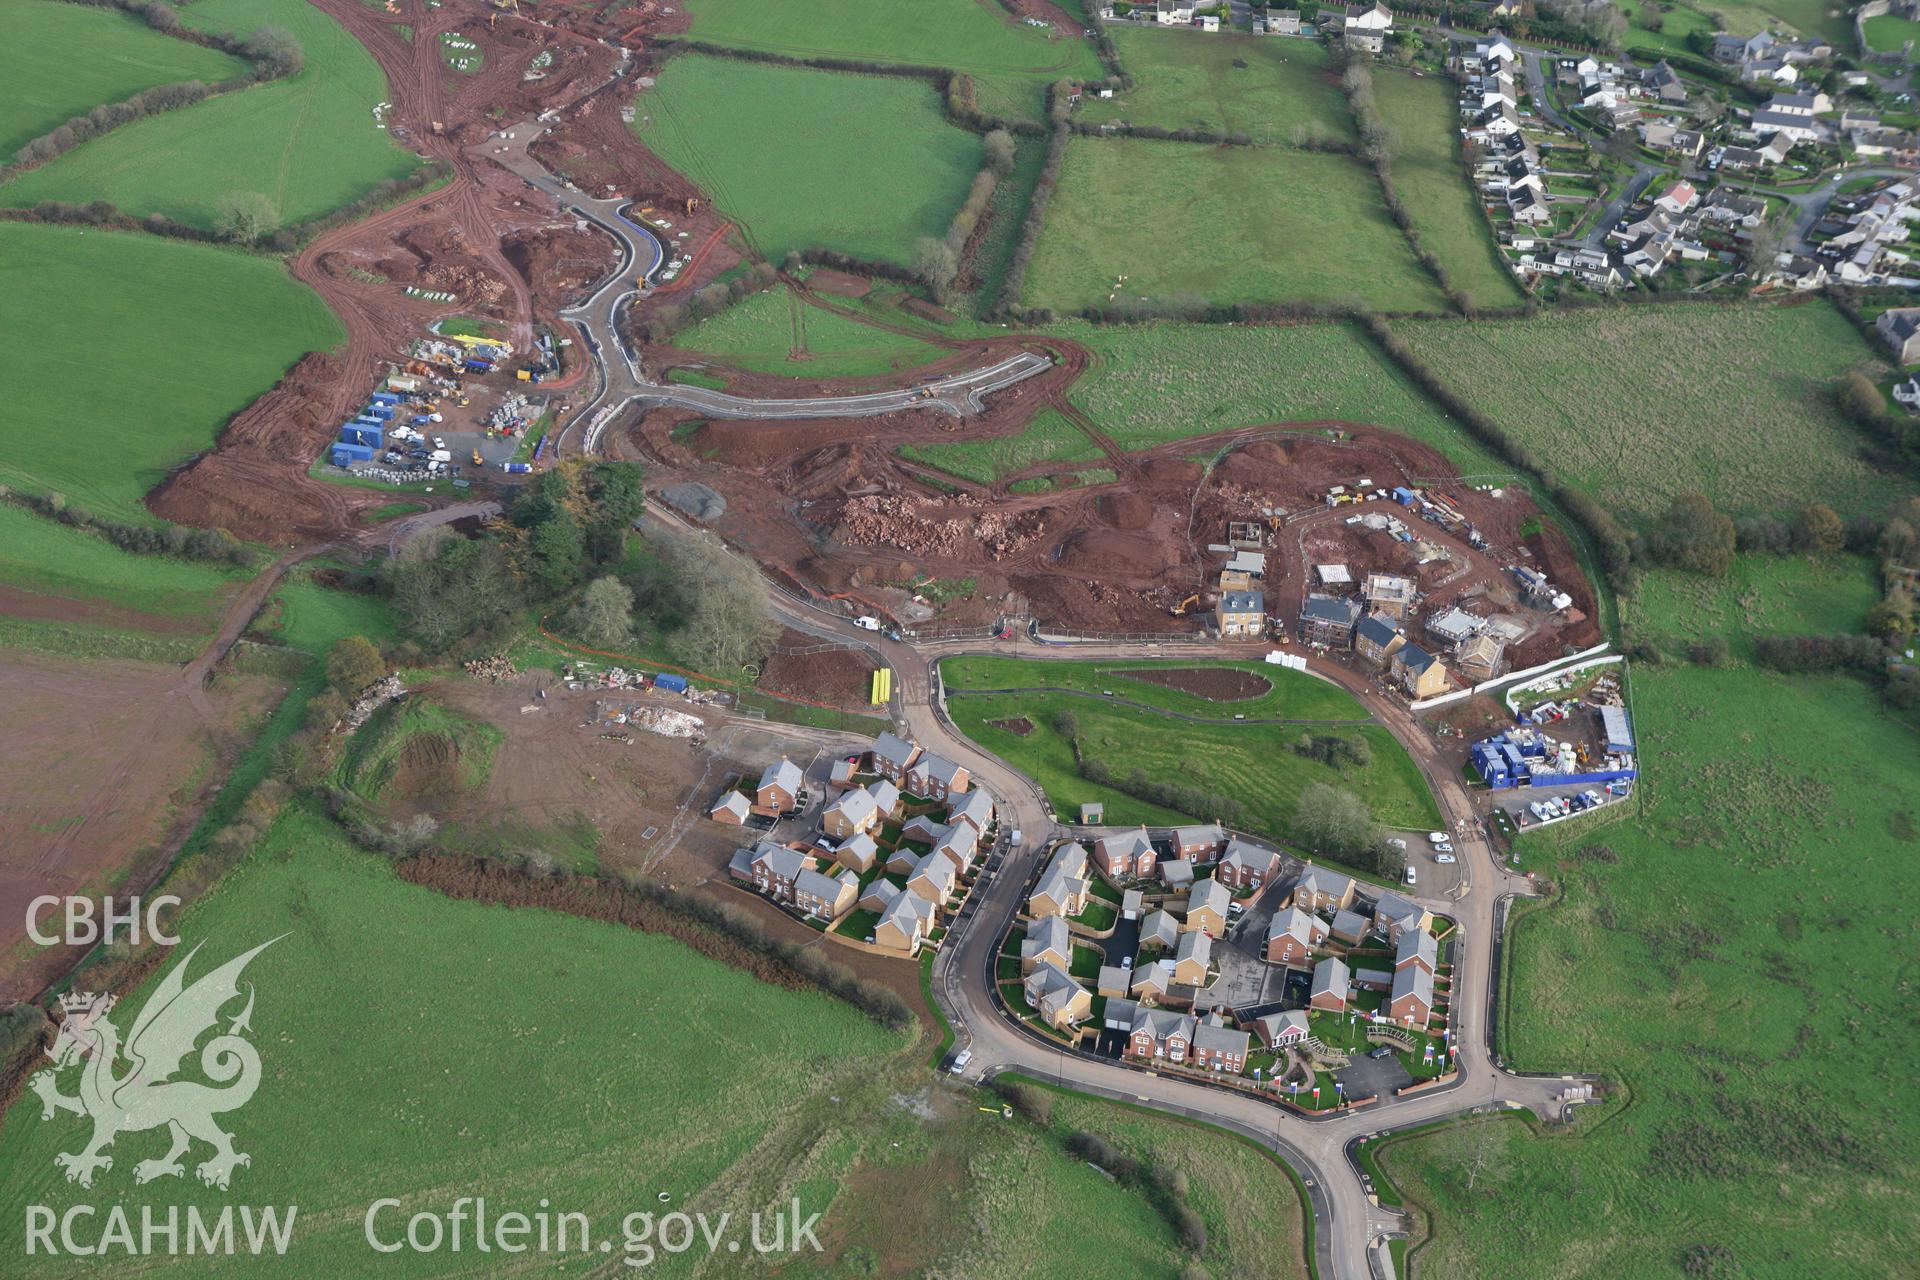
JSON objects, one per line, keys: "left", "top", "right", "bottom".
{"left": 1216, "top": 838, "right": 1278, "bottom": 890}
{"left": 907, "top": 851, "right": 957, "bottom": 906}
{"left": 1373, "top": 891, "right": 1431, "bottom": 943}
{"left": 1299, "top": 593, "right": 1361, "bottom": 646}
{"left": 1096, "top": 827, "right": 1157, "bottom": 879}
{"left": 747, "top": 842, "right": 810, "bottom": 903}
{"left": 1396, "top": 927, "right": 1438, "bottom": 975}
{"left": 906, "top": 752, "right": 970, "bottom": 801}
{"left": 1309, "top": 956, "right": 1351, "bottom": 1011}
{"left": 1389, "top": 965, "right": 1435, "bottom": 1027}
{"left": 1172, "top": 929, "right": 1213, "bottom": 987}
{"left": 1021, "top": 915, "right": 1072, "bottom": 974}
{"left": 1191, "top": 1012, "right": 1251, "bottom": 1072}
{"left": 1024, "top": 961, "right": 1092, "bottom": 1030}
{"left": 709, "top": 790, "right": 751, "bottom": 825}
{"left": 874, "top": 888, "right": 935, "bottom": 955}
{"left": 793, "top": 867, "right": 855, "bottom": 922}
{"left": 1131, "top": 959, "right": 1176, "bottom": 1004}
{"left": 931, "top": 822, "right": 980, "bottom": 875}
{"left": 1293, "top": 865, "right": 1358, "bottom": 913}
{"left": 1126, "top": 1006, "right": 1196, "bottom": 1062}
{"left": 1097, "top": 964, "right": 1134, "bottom": 997}
{"left": 1330, "top": 907, "right": 1371, "bottom": 945}
{"left": 1161, "top": 857, "right": 1196, "bottom": 891}
{"left": 1140, "top": 908, "right": 1179, "bottom": 951}
{"left": 869, "top": 732, "right": 920, "bottom": 783}
{"left": 756, "top": 757, "right": 804, "bottom": 814}
{"left": 1253, "top": 1009, "right": 1311, "bottom": 1049}
{"left": 1355, "top": 612, "right": 1406, "bottom": 667}
{"left": 1266, "top": 905, "right": 1329, "bottom": 966}
{"left": 820, "top": 785, "right": 879, "bottom": 840}
{"left": 833, "top": 831, "right": 879, "bottom": 874}
{"left": 1172, "top": 823, "right": 1228, "bottom": 860}
{"left": 1877, "top": 307, "right": 1920, "bottom": 362}
{"left": 1184, "top": 878, "right": 1232, "bottom": 935}
{"left": 948, "top": 788, "right": 995, "bottom": 833}
{"left": 1029, "top": 842, "right": 1091, "bottom": 918}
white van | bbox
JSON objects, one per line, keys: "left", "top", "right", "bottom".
{"left": 854, "top": 616, "right": 882, "bottom": 632}
{"left": 949, "top": 1049, "right": 972, "bottom": 1075}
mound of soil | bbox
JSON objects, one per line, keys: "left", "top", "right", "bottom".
{"left": 988, "top": 716, "right": 1034, "bottom": 736}
{"left": 808, "top": 269, "right": 872, "bottom": 298}
{"left": 1055, "top": 528, "right": 1174, "bottom": 576}
{"left": 758, "top": 629, "right": 878, "bottom": 710}
{"left": 1098, "top": 491, "right": 1153, "bottom": 532}
{"left": 1120, "top": 668, "right": 1273, "bottom": 703}
{"left": 391, "top": 732, "right": 463, "bottom": 797}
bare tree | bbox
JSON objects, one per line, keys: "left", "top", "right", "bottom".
{"left": 1436, "top": 1121, "right": 1512, "bottom": 1201}
{"left": 661, "top": 532, "right": 778, "bottom": 676}
{"left": 214, "top": 190, "right": 279, "bottom": 245}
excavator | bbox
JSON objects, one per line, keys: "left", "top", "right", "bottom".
{"left": 1169, "top": 594, "right": 1199, "bottom": 617}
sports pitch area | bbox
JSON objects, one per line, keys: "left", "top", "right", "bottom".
{"left": 635, "top": 54, "right": 983, "bottom": 267}
{"left": 0, "top": 0, "right": 420, "bottom": 229}
{"left": 0, "top": 222, "right": 342, "bottom": 522}
{"left": 0, "top": 0, "right": 245, "bottom": 160}
{"left": 1023, "top": 138, "right": 1449, "bottom": 314}
{"left": 1077, "top": 28, "right": 1355, "bottom": 144}
{"left": 1390, "top": 302, "right": 1904, "bottom": 521}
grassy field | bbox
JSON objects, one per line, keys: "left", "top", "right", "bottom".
{"left": 1060, "top": 319, "right": 1506, "bottom": 469}
{"left": 899, "top": 409, "right": 1105, "bottom": 484}
{"left": 679, "top": 0, "right": 1102, "bottom": 123}
{"left": 0, "top": 0, "right": 420, "bottom": 229}
{"left": 1390, "top": 302, "right": 1906, "bottom": 521}
{"left": 942, "top": 654, "right": 1372, "bottom": 721}
{"left": 1078, "top": 28, "right": 1354, "bottom": 144}
{"left": 1372, "top": 69, "right": 1524, "bottom": 308}
{"left": 1382, "top": 564, "right": 1920, "bottom": 1276}
{"left": 0, "top": 502, "right": 248, "bottom": 630}
{"left": 667, "top": 285, "right": 949, "bottom": 379}
{"left": 1709, "top": 0, "right": 1857, "bottom": 46}
{"left": 0, "top": 0, "right": 245, "bottom": 160}
{"left": 1615, "top": 0, "right": 1721, "bottom": 56}
{"left": 635, "top": 54, "right": 982, "bottom": 266}
{"left": 0, "top": 804, "right": 905, "bottom": 1275}
{"left": 1628, "top": 552, "right": 1883, "bottom": 661}
{"left": 0, "top": 223, "right": 342, "bottom": 521}
{"left": 1025, "top": 139, "right": 1448, "bottom": 314}
{"left": 337, "top": 696, "right": 502, "bottom": 800}
{"left": 1864, "top": 12, "right": 1920, "bottom": 55}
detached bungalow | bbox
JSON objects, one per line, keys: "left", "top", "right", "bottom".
{"left": 1253, "top": 1008, "right": 1311, "bottom": 1049}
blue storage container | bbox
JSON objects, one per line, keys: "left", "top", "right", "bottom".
{"left": 331, "top": 442, "right": 374, "bottom": 467}
{"left": 340, "top": 424, "right": 384, "bottom": 448}
{"left": 363, "top": 405, "right": 395, "bottom": 422}
{"left": 368, "top": 392, "right": 400, "bottom": 406}
{"left": 652, "top": 673, "right": 689, "bottom": 694}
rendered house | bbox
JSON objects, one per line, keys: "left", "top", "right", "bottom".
{"left": 1131, "top": 960, "right": 1175, "bottom": 1004}
{"left": 1392, "top": 643, "right": 1451, "bottom": 699}
{"left": 1021, "top": 915, "right": 1072, "bottom": 974}
{"left": 1309, "top": 956, "right": 1352, "bottom": 1012}
{"left": 1373, "top": 891, "right": 1432, "bottom": 943}
{"left": 1191, "top": 1012, "right": 1251, "bottom": 1072}
{"left": 1652, "top": 181, "right": 1699, "bottom": 217}
{"left": 1266, "top": 906, "right": 1330, "bottom": 966}
{"left": 1293, "top": 865, "right": 1358, "bottom": 913}
{"left": 793, "top": 867, "right": 855, "bottom": 922}
{"left": 931, "top": 822, "right": 980, "bottom": 875}
{"left": 1263, "top": 9, "right": 1301, "bottom": 35}
{"left": 858, "top": 877, "right": 900, "bottom": 914}
{"left": 756, "top": 757, "right": 803, "bottom": 814}
{"left": 905, "top": 752, "right": 970, "bottom": 801}
{"left": 1355, "top": 612, "right": 1406, "bottom": 667}
{"left": 1396, "top": 928, "right": 1438, "bottom": 976}
{"left": 874, "top": 888, "right": 935, "bottom": 955}
{"left": 1172, "top": 930, "right": 1213, "bottom": 987}
{"left": 869, "top": 731, "right": 920, "bottom": 784}
{"left": 1877, "top": 308, "right": 1920, "bottom": 362}
{"left": 1389, "top": 965, "right": 1435, "bottom": 1027}
{"left": 820, "top": 785, "right": 881, "bottom": 840}
{"left": 1215, "top": 838, "right": 1278, "bottom": 890}
{"left": 1643, "top": 59, "right": 1687, "bottom": 105}
{"left": 708, "top": 790, "right": 751, "bottom": 825}
{"left": 1030, "top": 842, "right": 1092, "bottom": 918}
{"left": 907, "top": 851, "right": 957, "bottom": 907}
{"left": 1096, "top": 827, "right": 1157, "bottom": 880}
{"left": 1172, "top": 823, "right": 1228, "bottom": 861}
{"left": 1140, "top": 908, "right": 1179, "bottom": 951}
{"left": 1343, "top": 0, "right": 1391, "bottom": 52}
{"left": 1024, "top": 961, "right": 1093, "bottom": 1030}
{"left": 1254, "top": 1009, "right": 1312, "bottom": 1049}
{"left": 833, "top": 831, "right": 879, "bottom": 875}
{"left": 1097, "top": 964, "right": 1134, "bottom": 998}
{"left": 1127, "top": 1007, "right": 1196, "bottom": 1063}
{"left": 1184, "top": 879, "right": 1231, "bottom": 936}
{"left": 1216, "top": 590, "right": 1266, "bottom": 638}
{"left": 1155, "top": 0, "right": 1196, "bottom": 23}
{"left": 948, "top": 788, "right": 995, "bottom": 833}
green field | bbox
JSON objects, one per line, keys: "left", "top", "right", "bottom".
{"left": 679, "top": 0, "right": 1102, "bottom": 123}
{"left": 942, "top": 654, "right": 1372, "bottom": 721}
{"left": 899, "top": 409, "right": 1105, "bottom": 484}
{"left": 668, "top": 285, "right": 948, "bottom": 379}
{"left": 0, "top": 804, "right": 903, "bottom": 1275}
{"left": 0, "top": 223, "right": 343, "bottom": 520}
{"left": 1390, "top": 302, "right": 1904, "bottom": 521}
{"left": 1, "top": 0, "right": 420, "bottom": 229}
{"left": 0, "top": 501, "right": 247, "bottom": 629}
{"left": 1615, "top": 0, "right": 1720, "bottom": 56}
{"left": 1060, "top": 319, "right": 1505, "bottom": 468}
{"left": 1629, "top": 552, "right": 1883, "bottom": 661}
{"left": 1381, "top": 562, "right": 1920, "bottom": 1278}
{"left": 0, "top": 0, "right": 246, "bottom": 160}
{"left": 1863, "top": 12, "right": 1920, "bottom": 55}
{"left": 943, "top": 658, "right": 1441, "bottom": 839}
{"left": 635, "top": 54, "right": 982, "bottom": 266}
{"left": 1709, "top": 0, "right": 1857, "bottom": 46}
{"left": 1078, "top": 28, "right": 1355, "bottom": 144}
{"left": 1372, "top": 69, "right": 1524, "bottom": 308}
{"left": 1025, "top": 138, "right": 1448, "bottom": 314}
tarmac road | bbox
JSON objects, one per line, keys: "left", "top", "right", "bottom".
{"left": 477, "top": 125, "right": 1053, "bottom": 451}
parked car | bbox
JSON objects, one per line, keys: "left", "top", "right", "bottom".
{"left": 1404, "top": 866, "right": 1417, "bottom": 886}
{"left": 1427, "top": 832, "right": 1449, "bottom": 845}
{"left": 1435, "top": 853, "right": 1457, "bottom": 865}
{"left": 1387, "top": 837, "right": 1408, "bottom": 850}
{"left": 1369, "top": 1046, "right": 1393, "bottom": 1060}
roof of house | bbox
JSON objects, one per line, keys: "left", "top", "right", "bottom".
{"left": 1024, "top": 961, "right": 1085, "bottom": 1019}
{"left": 1175, "top": 822, "right": 1226, "bottom": 848}
{"left": 759, "top": 757, "right": 803, "bottom": 796}
{"left": 1098, "top": 964, "right": 1132, "bottom": 992}
{"left": 1220, "top": 838, "right": 1275, "bottom": 873}
{"left": 1331, "top": 907, "right": 1371, "bottom": 938}
{"left": 1428, "top": 606, "right": 1482, "bottom": 639}
{"left": 1033, "top": 844, "right": 1090, "bottom": 908}
{"left": 872, "top": 731, "right": 919, "bottom": 768}
{"left": 1099, "top": 827, "right": 1153, "bottom": 861}
{"left": 1880, "top": 308, "right": 1920, "bottom": 342}
{"left": 1141, "top": 909, "right": 1179, "bottom": 946}
{"left": 755, "top": 843, "right": 810, "bottom": 883}
{"left": 860, "top": 878, "right": 901, "bottom": 911}
{"left": 726, "top": 846, "right": 755, "bottom": 878}
{"left": 825, "top": 787, "right": 878, "bottom": 828}
{"left": 1175, "top": 929, "right": 1213, "bottom": 968}
{"left": 1268, "top": 905, "right": 1325, "bottom": 947}
{"left": 1192, "top": 1019, "right": 1251, "bottom": 1056}
{"left": 1132, "top": 960, "right": 1174, "bottom": 994}
{"left": 711, "top": 791, "right": 751, "bottom": 818}
{"left": 949, "top": 789, "right": 994, "bottom": 828}
{"left": 1300, "top": 593, "right": 1360, "bottom": 625}
{"left": 1311, "top": 956, "right": 1351, "bottom": 1001}
{"left": 1374, "top": 891, "right": 1426, "bottom": 930}
{"left": 1256, "top": 1009, "right": 1312, "bottom": 1042}
{"left": 1187, "top": 877, "right": 1232, "bottom": 920}
{"left": 1220, "top": 589, "right": 1265, "bottom": 613}
{"left": 1023, "top": 914, "right": 1071, "bottom": 960}
{"left": 1162, "top": 857, "right": 1196, "bottom": 888}
{"left": 1397, "top": 641, "right": 1439, "bottom": 674}
{"left": 867, "top": 778, "right": 900, "bottom": 811}
{"left": 878, "top": 887, "right": 935, "bottom": 934}
{"left": 912, "top": 752, "right": 966, "bottom": 786}
{"left": 1396, "top": 928, "right": 1438, "bottom": 971}
{"left": 1356, "top": 613, "right": 1404, "bottom": 649}
{"left": 1133, "top": 1006, "right": 1194, "bottom": 1042}
{"left": 934, "top": 823, "right": 980, "bottom": 862}
{"left": 910, "top": 852, "right": 957, "bottom": 895}
{"left": 1391, "top": 964, "right": 1435, "bottom": 1008}
{"left": 840, "top": 831, "right": 879, "bottom": 862}
{"left": 794, "top": 867, "right": 847, "bottom": 903}
{"left": 1297, "top": 864, "right": 1356, "bottom": 901}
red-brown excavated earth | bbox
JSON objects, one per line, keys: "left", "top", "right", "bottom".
{"left": 1118, "top": 668, "right": 1274, "bottom": 702}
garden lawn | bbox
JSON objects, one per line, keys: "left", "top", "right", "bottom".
{"left": 1078, "top": 28, "right": 1354, "bottom": 144}
{"left": 899, "top": 409, "right": 1104, "bottom": 484}
{"left": 0, "top": 0, "right": 245, "bottom": 160}
{"left": 1390, "top": 301, "right": 1905, "bottom": 522}
{"left": 1380, "top": 560, "right": 1920, "bottom": 1277}
{"left": 1372, "top": 69, "right": 1524, "bottom": 307}
{"left": 1025, "top": 138, "right": 1447, "bottom": 313}
{"left": 941, "top": 654, "right": 1371, "bottom": 721}
{"left": 1863, "top": 12, "right": 1920, "bottom": 55}
{"left": 668, "top": 286, "right": 948, "bottom": 380}
{"left": 1060, "top": 319, "right": 1504, "bottom": 468}
{"left": 678, "top": 0, "right": 1101, "bottom": 124}
{"left": 634, "top": 54, "right": 981, "bottom": 266}
{"left": 0, "top": 502, "right": 247, "bottom": 632}
{"left": 948, "top": 692, "right": 1440, "bottom": 841}
{"left": 0, "top": 805, "right": 906, "bottom": 1275}
{"left": 0, "top": 223, "right": 342, "bottom": 521}
{"left": 0, "top": 0, "right": 421, "bottom": 229}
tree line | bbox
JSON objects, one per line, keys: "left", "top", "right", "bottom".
{"left": 1, "top": 488, "right": 252, "bottom": 565}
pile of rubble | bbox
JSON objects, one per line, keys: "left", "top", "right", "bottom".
{"left": 346, "top": 676, "right": 407, "bottom": 729}
{"left": 833, "top": 494, "right": 1044, "bottom": 561}
{"left": 586, "top": 700, "right": 704, "bottom": 742}
{"left": 464, "top": 654, "right": 519, "bottom": 683}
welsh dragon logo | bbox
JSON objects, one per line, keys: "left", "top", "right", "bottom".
{"left": 29, "top": 937, "right": 281, "bottom": 1191}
